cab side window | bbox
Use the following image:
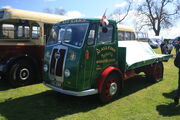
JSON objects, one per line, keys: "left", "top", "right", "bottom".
{"left": 87, "top": 24, "right": 96, "bottom": 45}
{"left": 98, "top": 24, "right": 113, "bottom": 43}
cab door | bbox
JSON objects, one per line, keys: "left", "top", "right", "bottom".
{"left": 95, "top": 24, "right": 118, "bottom": 73}
{"left": 82, "top": 24, "right": 97, "bottom": 89}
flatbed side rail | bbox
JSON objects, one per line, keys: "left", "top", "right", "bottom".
{"left": 126, "top": 54, "right": 173, "bottom": 70}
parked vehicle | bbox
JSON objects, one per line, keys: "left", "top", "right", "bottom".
{"left": 172, "top": 37, "right": 180, "bottom": 46}
{"left": 135, "top": 31, "right": 149, "bottom": 42}
{"left": 43, "top": 18, "right": 172, "bottom": 103}
{"left": 148, "top": 36, "right": 163, "bottom": 49}
{"left": 117, "top": 25, "right": 148, "bottom": 42}
{"left": 148, "top": 38, "right": 159, "bottom": 48}
{"left": 0, "top": 8, "right": 66, "bottom": 87}
{"left": 172, "top": 37, "right": 180, "bottom": 54}
{"left": 117, "top": 25, "right": 136, "bottom": 40}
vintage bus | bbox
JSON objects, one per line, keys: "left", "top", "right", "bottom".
{"left": 117, "top": 25, "right": 136, "bottom": 41}
{"left": 135, "top": 31, "right": 149, "bottom": 42}
{"left": 0, "top": 8, "right": 66, "bottom": 87}
{"left": 118, "top": 25, "right": 148, "bottom": 42}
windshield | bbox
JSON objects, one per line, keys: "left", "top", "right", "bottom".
{"left": 59, "top": 23, "right": 89, "bottom": 47}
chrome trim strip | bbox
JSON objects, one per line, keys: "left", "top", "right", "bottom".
{"left": 45, "top": 83, "right": 98, "bottom": 96}
{"left": 49, "top": 45, "right": 68, "bottom": 83}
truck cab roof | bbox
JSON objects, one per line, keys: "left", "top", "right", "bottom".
{"left": 57, "top": 18, "right": 117, "bottom": 25}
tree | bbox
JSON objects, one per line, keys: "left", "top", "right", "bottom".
{"left": 55, "top": 8, "right": 66, "bottom": 15}
{"left": 43, "top": 8, "right": 66, "bottom": 15}
{"left": 137, "top": 0, "right": 180, "bottom": 36}
{"left": 109, "top": 0, "right": 133, "bottom": 23}
{"left": 43, "top": 8, "right": 53, "bottom": 14}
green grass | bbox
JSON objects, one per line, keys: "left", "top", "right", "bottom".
{"left": 0, "top": 49, "right": 180, "bottom": 120}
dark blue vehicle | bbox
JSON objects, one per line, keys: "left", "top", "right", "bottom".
{"left": 172, "top": 37, "right": 180, "bottom": 54}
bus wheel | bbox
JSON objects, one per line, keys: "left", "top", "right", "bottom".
{"left": 8, "top": 60, "right": 35, "bottom": 87}
{"left": 145, "top": 62, "right": 164, "bottom": 83}
{"left": 99, "top": 72, "right": 121, "bottom": 103}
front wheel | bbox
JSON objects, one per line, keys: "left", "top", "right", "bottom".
{"left": 144, "top": 62, "right": 164, "bottom": 82}
{"left": 8, "top": 60, "right": 35, "bottom": 87}
{"left": 99, "top": 72, "right": 122, "bottom": 103}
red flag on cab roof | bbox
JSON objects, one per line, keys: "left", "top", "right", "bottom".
{"left": 101, "top": 9, "right": 109, "bottom": 26}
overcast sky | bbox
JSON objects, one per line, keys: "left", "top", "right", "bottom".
{"left": 1, "top": 0, "right": 180, "bottom": 39}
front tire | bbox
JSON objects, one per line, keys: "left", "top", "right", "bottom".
{"left": 8, "top": 60, "right": 35, "bottom": 87}
{"left": 99, "top": 72, "right": 122, "bottom": 103}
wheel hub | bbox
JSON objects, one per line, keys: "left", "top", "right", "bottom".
{"left": 20, "top": 68, "right": 29, "bottom": 80}
{"left": 109, "top": 82, "right": 118, "bottom": 96}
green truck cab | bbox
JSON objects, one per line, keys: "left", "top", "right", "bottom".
{"left": 43, "top": 18, "right": 172, "bottom": 103}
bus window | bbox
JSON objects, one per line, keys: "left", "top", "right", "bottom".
{"left": 17, "top": 26, "right": 23, "bottom": 37}
{"left": 118, "top": 31, "right": 124, "bottom": 40}
{"left": 0, "top": 23, "right": 31, "bottom": 39}
{"left": 125, "top": 32, "right": 131, "bottom": 40}
{"left": 32, "top": 25, "right": 40, "bottom": 39}
{"left": 18, "top": 26, "right": 30, "bottom": 38}
{"left": 131, "top": 33, "right": 135, "bottom": 40}
{"left": 24, "top": 26, "right": 30, "bottom": 38}
{"left": 1, "top": 24, "right": 15, "bottom": 39}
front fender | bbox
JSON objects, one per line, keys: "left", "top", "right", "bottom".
{"left": 2, "top": 55, "right": 38, "bottom": 73}
{"left": 96, "top": 66, "right": 123, "bottom": 93}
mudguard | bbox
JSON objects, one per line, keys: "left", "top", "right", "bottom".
{"left": 96, "top": 66, "right": 123, "bottom": 93}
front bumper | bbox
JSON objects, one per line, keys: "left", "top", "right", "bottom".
{"left": 44, "top": 83, "right": 98, "bottom": 96}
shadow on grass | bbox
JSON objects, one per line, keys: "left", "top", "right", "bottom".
{"left": 162, "top": 90, "right": 177, "bottom": 99}
{"left": 0, "top": 80, "right": 11, "bottom": 91}
{"left": 0, "top": 79, "right": 42, "bottom": 91}
{"left": 156, "top": 90, "right": 180, "bottom": 117}
{"left": 0, "top": 75, "right": 154, "bottom": 120}
{"left": 122, "top": 75, "right": 154, "bottom": 96}
{"left": 156, "top": 103, "right": 180, "bottom": 117}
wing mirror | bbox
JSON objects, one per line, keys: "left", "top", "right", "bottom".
{"left": 102, "top": 27, "right": 108, "bottom": 33}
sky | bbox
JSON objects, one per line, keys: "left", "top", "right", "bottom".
{"left": 0, "top": 0, "right": 180, "bottom": 39}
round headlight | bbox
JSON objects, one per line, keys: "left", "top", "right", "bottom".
{"left": 64, "top": 69, "right": 70, "bottom": 78}
{"left": 43, "top": 64, "right": 48, "bottom": 72}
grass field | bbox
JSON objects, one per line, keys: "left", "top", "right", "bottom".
{"left": 0, "top": 49, "right": 180, "bottom": 120}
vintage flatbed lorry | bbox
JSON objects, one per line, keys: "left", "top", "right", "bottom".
{"left": 43, "top": 18, "right": 172, "bottom": 103}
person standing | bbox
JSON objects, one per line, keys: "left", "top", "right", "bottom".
{"left": 160, "top": 41, "right": 166, "bottom": 54}
{"left": 174, "top": 51, "right": 180, "bottom": 104}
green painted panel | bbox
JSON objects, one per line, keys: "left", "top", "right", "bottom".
{"left": 118, "top": 47, "right": 127, "bottom": 70}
